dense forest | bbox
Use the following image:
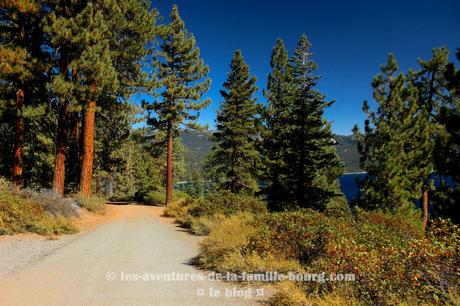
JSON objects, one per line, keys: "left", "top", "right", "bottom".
{"left": 180, "top": 131, "right": 362, "bottom": 174}
{"left": 1, "top": 1, "right": 459, "bottom": 305}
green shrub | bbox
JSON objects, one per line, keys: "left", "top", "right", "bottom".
{"left": 0, "top": 191, "right": 44, "bottom": 235}
{"left": 197, "top": 212, "right": 304, "bottom": 275}
{"left": 184, "top": 197, "right": 217, "bottom": 217}
{"left": 246, "top": 209, "right": 459, "bottom": 305}
{"left": 164, "top": 198, "right": 222, "bottom": 235}
{"left": 173, "top": 189, "right": 190, "bottom": 200}
{"left": 143, "top": 188, "right": 190, "bottom": 205}
{"left": 173, "top": 187, "right": 459, "bottom": 304}
{"left": 188, "top": 213, "right": 226, "bottom": 235}
{"left": 29, "top": 216, "right": 78, "bottom": 236}
{"left": 74, "top": 193, "right": 106, "bottom": 213}
{"left": 248, "top": 209, "right": 329, "bottom": 265}
{"left": 0, "top": 179, "right": 79, "bottom": 236}
{"left": 196, "top": 204, "right": 459, "bottom": 305}
{"left": 164, "top": 191, "right": 266, "bottom": 235}
{"left": 188, "top": 191, "right": 267, "bottom": 218}
{"left": 197, "top": 213, "right": 255, "bottom": 272}
{"left": 163, "top": 198, "right": 190, "bottom": 219}
{"left": 144, "top": 190, "right": 165, "bottom": 205}
{"left": 330, "top": 215, "right": 459, "bottom": 305}
{"left": 325, "top": 194, "right": 353, "bottom": 219}
{"left": 17, "top": 188, "right": 80, "bottom": 218}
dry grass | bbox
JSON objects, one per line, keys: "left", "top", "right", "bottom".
{"left": 188, "top": 213, "right": 226, "bottom": 235}
{"left": 268, "top": 281, "right": 308, "bottom": 306}
{"left": 197, "top": 213, "right": 255, "bottom": 271}
{"left": 0, "top": 188, "right": 78, "bottom": 236}
{"left": 163, "top": 198, "right": 188, "bottom": 219}
{"left": 73, "top": 193, "right": 106, "bottom": 214}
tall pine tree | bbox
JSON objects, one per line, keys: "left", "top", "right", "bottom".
{"left": 284, "top": 34, "right": 343, "bottom": 210}
{"left": 410, "top": 48, "right": 460, "bottom": 225}
{"left": 46, "top": 0, "right": 156, "bottom": 196}
{"left": 0, "top": 0, "right": 46, "bottom": 187}
{"left": 46, "top": 2, "right": 118, "bottom": 197}
{"left": 207, "top": 50, "right": 261, "bottom": 194}
{"left": 353, "top": 54, "right": 434, "bottom": 217}
{"left": 263, "top": 38, "right": 294, "bottom": 210}
{"left": 144, "top": 5, "right": 210, "bottom": 205}
{"left": 410, "top": 48, "right": 450, "bottom": 228}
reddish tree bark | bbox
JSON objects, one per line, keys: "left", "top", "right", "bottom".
{"left": 422, "top": 188, "right": 429, "bottom": 230}
{"left": 12, "top": 88, "right": 25, "bottom": 187}
{"left": 165, "top": 131, "right": 173, "bottom": 205}
{"left": 52, "top": 105, "right": 68, "bottom": 196}
{"left": 79, "top": 100, "right": 96, "bottom": 198}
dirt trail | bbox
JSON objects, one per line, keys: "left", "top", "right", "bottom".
{"left": 0, "top": 205, "right": 264, "bottom": 306}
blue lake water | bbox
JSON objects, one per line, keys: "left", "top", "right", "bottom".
{"left": 339, "top": 173, "right": 453, "bottom": 205}
{"left": 339, "top": 173, "right": 366, "bottom": 202}
{"left": 177, "top": 173, "right": 367, "bottom": 203}
{"left": 179, "top": 172, "right": 451, "bottom": 204}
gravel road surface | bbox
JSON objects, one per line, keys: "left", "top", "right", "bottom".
{"left": 0, "top": 205, "right": 264, "bottom": 306}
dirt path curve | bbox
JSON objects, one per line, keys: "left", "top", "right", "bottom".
{"left": 0, "top": 205, "right": 263, "bottom": 306}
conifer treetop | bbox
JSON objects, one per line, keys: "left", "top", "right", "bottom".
{"left": 208, "top": 49, "right": 261, "bottom": 194}
{"left": 148, "top": 4, "right": 211, "bottom": 135}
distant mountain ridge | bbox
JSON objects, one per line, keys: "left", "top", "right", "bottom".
{"left": 180, "top": 131, "right": 361, "bottom": 174}
{"left": 334, "top": 134, "right": 362, "bottom": 173}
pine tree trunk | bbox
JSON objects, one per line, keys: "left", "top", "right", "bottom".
{"left": 52, "top": 105, "right": 68, "bottom": 196}
{"left": 70, "top": 112, "right": 79, "bottom": 146}
{"left": 69, "top": 112, "right": 80, "bottom": 186}
{"left": 12, "top": 88, "right": 25, "bottom": 187}
{"left": 79, "top": 100, "right": 96, "bottom": 198}
{"left": 165, "top": 131, "right": 173, "bottom": 205}
{"left": 422, "top": 187, "right": 429, "bottom": 230}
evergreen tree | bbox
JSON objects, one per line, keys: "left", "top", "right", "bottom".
{"left": 415, "top": 47, "right": 460, "bottom": 223}
{"left": 409, "top": 48, "right": 452, "bottom": 227}
{"left": 0, "top": 0, "right": 54, "bottom": 187}
{"left": 187, "top": 169, "right": 204, "bottom": 197}
{"left": 22, "top": 103, "right": 55, "bottom": 188}
{"left": 45, "top": 0, "right": 82, "bottom": 195}
{"left": 88, "top": 0, "right": 156, "bottom": 198}
{"left": 353, "top": 54, "right": 434, "bottom": 215}
{"left": 93, "top": 102, "right": 139, "bottom": 196}
{"left": 285, "top": 34, "right": 343, "bottom": 210}
{"left": 93, "top": 105, "right": 164, "bottom": 200}
{"left": 0, "top": 0, "right": 47, "bottom": 187}
{"left": 263, "top": 38, "right": 295, "bottom": 210}
{"left": 46, "top": 2, "right": 118, "bottom": 196}
{"left": 144, "top": 5, "right": 210, "bottom": 205}
{"left": 46, "top": 0, "right": 156, "bottom": 196}
{"left": 207, "top": 50, "right": 261, "bottom": 194}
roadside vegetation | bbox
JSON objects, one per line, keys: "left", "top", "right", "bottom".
{"left": 0, "top": 178, "right": 78, "bottom": 236}
{"left": 164, "top": 191, "right": 267, "bottom": 235}
{"left": 143, "top": 188, "right": 190, "bottom": 206}
{"left": 73, "top": 193, "right": 107, "bottom": 214}
{"left": 165, "top": 193, "right": 460, "bottom": 305}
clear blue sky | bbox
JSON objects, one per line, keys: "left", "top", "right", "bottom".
{"left": 150, "top": 0, "right": 459, "bottom": 135}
